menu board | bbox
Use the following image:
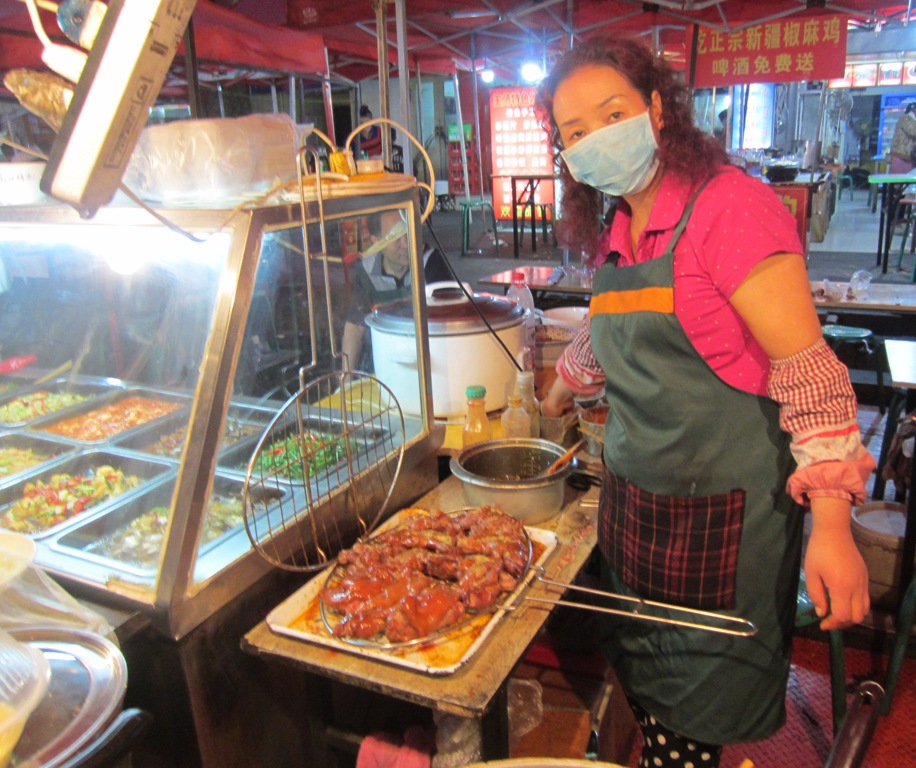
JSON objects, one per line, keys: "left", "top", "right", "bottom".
{"left": 489, "top": 86, "right": 555, "bottom": 222}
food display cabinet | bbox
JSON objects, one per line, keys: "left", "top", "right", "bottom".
{"left": 0, "top": 179, "right": 442, "bottom": 641}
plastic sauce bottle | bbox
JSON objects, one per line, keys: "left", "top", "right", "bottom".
{"left": 500, "top": 393, "right": 531, "bottom": 439}
{"left": 506, "top": 270, "right": 536, "bottom": 370}
{"left": 514, "top": 370, "right": 540, "bottom": 439}
{"left": 462, "top": 385, "right": 492, "bottom": 447}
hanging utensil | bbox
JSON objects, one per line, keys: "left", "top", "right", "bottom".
{"left": 242, "top": 370, "right": 405, "bottom": 572}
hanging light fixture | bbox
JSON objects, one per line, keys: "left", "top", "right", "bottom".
{"left": 520, "top": 61, "right": 543, "bottom": 83}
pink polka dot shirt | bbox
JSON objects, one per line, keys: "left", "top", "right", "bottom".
{"left": 604, "top": 166, "right": 804, "bottom": 396}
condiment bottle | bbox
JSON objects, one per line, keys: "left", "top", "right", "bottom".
{"left": 514, "top": 370, "right": 540, "bottom": 439}
{"left": 500, "top": 393, "right": 531, "bottom": 439}
{"left": 507, "top": 271, "right": 536, "bottom": 370}
{"left": 462, "top": 385, "right": 492, "bottom": 447}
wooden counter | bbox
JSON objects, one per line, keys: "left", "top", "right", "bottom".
{"left": 241, "top": 474, "right": 600, "bottom": 765}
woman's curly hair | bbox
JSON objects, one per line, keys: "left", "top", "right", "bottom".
{"left": 537, "top": 36, "right": 728, "bottom": 259}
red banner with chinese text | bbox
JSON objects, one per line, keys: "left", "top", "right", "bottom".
{"left": 489, "top": 86, "right": 555, "bottom": 222}
{"left": 688, "top": 15, "right": 847, "bottom": 88}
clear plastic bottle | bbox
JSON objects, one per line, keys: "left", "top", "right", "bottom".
{"left": 506, "top": 270, "right": 536, "bottom": 370}
{"left": 462, "top": 385, "right": 492, "bottom": 447}
{"left": 500, "top": 393, "right": 531, "bottom": 439}
{"left": 514, "top": 370, "right": 540, "bottom": 439}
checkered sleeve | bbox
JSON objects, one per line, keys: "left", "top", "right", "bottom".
{"left": 767, "top": 338, "right": 876, "bottom": 506}
{"left": 554, "top": 315, "right": 607, "bottom": 397}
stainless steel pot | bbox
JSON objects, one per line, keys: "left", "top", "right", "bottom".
{"left": 367, "top": 282, "right": 527, "bottom": 418}
{"left": 449, "top": 439, "right": 573, "bottom": 524}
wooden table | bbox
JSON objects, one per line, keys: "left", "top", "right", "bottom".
{"left": 241, "top": 475, "right": 600, "bottom": 766}
{"left": 867, "top": 173, "right": 916, "bottom": 272}
{"left": 883, "top": 339, "right": 916, "bottom": 602}
{"left": 810, "top": 281, "right": 916, "bottom": 313}
{"left": 480, "top": 265, "right": 593, "bottom": 305}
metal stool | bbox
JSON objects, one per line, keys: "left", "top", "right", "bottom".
{"left": 797, "top": 571, "right": 848, "bottom": 734}
{"left": 822, "top": 324, "right": 886, "bottom": 414}
{"left": 460, "top": 200, "right": 499, "bottom": 256}
{"left": 882, "top": 576, "right": 916, "bottom": 714}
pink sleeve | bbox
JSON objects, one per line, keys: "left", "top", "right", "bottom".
{"left": 768, "top": 338, "right": 876, "bottom": 506}
{"left": 555, "top": 316, "right": 606, "bottom": 396}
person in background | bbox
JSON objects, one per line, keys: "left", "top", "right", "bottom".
{"left": 888, "top": 101, "right": 916, "bottom": 174}
{"left": 358, "top": 105, "right": 383, "bottom": 158}
{"left": 341, "top": 209, "right": 450, "bottom": 371}
{"left": 537, "top": 36, "right": 873, "bottom": 768}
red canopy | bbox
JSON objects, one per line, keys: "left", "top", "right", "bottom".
{"left": 0, "top": 0, "right": 326, "bottom": 81}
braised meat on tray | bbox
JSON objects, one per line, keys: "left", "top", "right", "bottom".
{"left": 321, "top": 506, "right": 529, "bottom": 644}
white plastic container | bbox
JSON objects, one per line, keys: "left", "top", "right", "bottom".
{"left": 0, "top": 163, "right": 52, "bottom": 206}
{"left": 0, "top": 630, "right": 51, "bottom": 768}
{"left": 851, "top": 501, "right": 907, "bottom": 609}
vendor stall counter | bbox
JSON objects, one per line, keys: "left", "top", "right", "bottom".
{"left": 0, "top": 182, "right": 443, "bottom": 764}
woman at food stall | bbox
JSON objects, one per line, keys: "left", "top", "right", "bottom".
{"left": 537, "top": 36, "right": 873, "bottom": 767}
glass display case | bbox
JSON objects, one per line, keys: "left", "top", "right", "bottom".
{"left": 0, "top": 179, "right": 441, "bottom": 638}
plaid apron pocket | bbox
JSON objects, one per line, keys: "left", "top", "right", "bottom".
{"left": 598, "top": 467, "right": 745, "bottom": 610}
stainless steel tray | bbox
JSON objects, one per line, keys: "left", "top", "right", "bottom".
{"left": 0, "top": 449, "right": 174, "bottom": 539}
{"left": 218, "top": 408, "right": 387, "bottom": 479}
{"left": 112, "top": 403, "right": 272, "bottom": 461}
{"left": 52, "top": 472, "right": 283, "bottom": 577}
{"left": 0, "top": 431, "right": 79, "bottom": 486}
{"left": 0, "top": 378, "right": 123, "bottom": 429}
{"left": 28, "top": 387, "right": 191, "bottom": 444}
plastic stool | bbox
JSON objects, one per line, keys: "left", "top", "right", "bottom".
{"left": 822, "top": 325, "right": 886, "bottom": 414}
{"left": 460, "top": 200, "right": 499, "bottom": 256}
{"left": 837, "top": 174, "right": 854, "bottom": 202}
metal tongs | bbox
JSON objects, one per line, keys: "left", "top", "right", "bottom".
{"left": 513, "top": 566, "right": 758, "bottom": 637}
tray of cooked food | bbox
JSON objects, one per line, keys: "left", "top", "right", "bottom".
{"left": 0, "top": 379, "right": 123, "bottom": 428}
{"left": 220, "top": 410, "right": 386, "bottom": 482}
{"left": 0, "top": 432, "right": 79, "bottom": 484}
{"left": 0, "top": 449, "right": 174, "bottom": 537}
{"left": 266, "top": 505, "right": 558, "bottom": 675}
{"left": 52, "top": 473, "right": 284, "bottom": 576}
{"left": 32, "top": 388, "right": 188, "bottom": 443}
{"left": 113, "top": 403, "right": 272, "bottom": 461}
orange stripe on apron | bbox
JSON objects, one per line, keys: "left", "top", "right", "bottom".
{"left": 589, "top": 286, "right": 674, "bottom": 316}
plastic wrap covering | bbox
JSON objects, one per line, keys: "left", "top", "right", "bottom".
{"left": 122, "top": 113, "right": 299, "bottom": 203}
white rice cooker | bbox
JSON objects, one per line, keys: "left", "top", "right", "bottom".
{"left": 366, "top": 282, "right": 528, "bottom": 419}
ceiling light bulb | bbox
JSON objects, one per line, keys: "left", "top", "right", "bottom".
{"left": 520, "top": 62, "right": 543, "bottom": 83}
{"left": 480, "top": 69, "right": 494, "bottom": 83}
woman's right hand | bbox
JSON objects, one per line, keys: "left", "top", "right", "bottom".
{"left": 541, "top": 378, "right": 577, "bottom": 417}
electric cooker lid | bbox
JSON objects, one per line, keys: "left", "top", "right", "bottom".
{"left": 9, "top": 627, "right": 127, "bottom": 768}
{"left": 367, "top": 283, "right": 525, "bottom": 335}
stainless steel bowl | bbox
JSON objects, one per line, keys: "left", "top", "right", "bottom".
{"left": 449, "top": 438, "right": 572, "bottom": 524}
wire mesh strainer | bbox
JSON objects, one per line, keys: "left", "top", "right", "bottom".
{"left": 242, "top": 370, "right": 405, "bottom": 572}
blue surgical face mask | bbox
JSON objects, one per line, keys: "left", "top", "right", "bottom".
{"left": 560, "top": 111, "right": 660, "bottom": 197}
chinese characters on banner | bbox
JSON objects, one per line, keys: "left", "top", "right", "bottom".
{"left": 489, "top": 86, "right": 555, "bottom": 222}
{"left": 688, "top": 14, "right": 847, "bottom": 88}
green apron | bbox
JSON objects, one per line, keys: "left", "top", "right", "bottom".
{"left": 590, "top": 189, "right": 804, "bottom": 744}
